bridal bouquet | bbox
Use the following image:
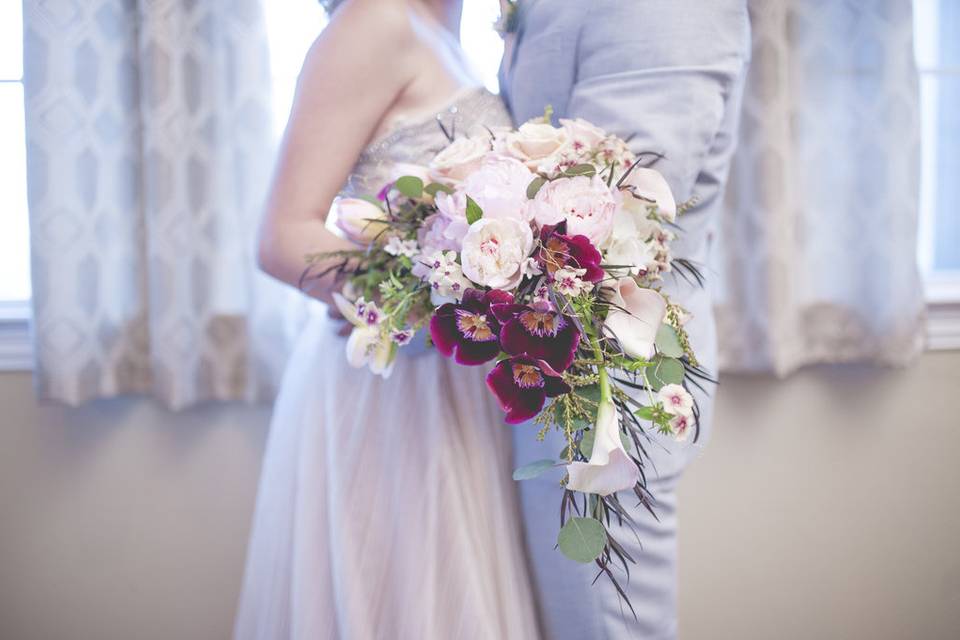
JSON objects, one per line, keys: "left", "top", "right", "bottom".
{"left": 306, "top": 111, "right": 710, "bottom": 607}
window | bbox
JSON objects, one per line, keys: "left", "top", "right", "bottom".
{"left": 0, "top": 1, "right": 29, "bottom": 303}
{"left": 0, "top": 1, "right": 32, "bottom": 370}
{"left": 915, "top": 0, "right": 960, "bottom": 348}
{"left": 2, "top": 3, "right": 955, "bottom": 370}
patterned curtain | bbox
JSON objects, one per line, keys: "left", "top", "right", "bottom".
{"left": 716, "top": 0, "right": 925, "bottom": 375}
{"left": 24, "top": 0, "right": 307, "bottom": 408}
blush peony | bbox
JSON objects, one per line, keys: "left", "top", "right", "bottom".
{"left": 530, "top": 175, "right": 619, "bottom": 246}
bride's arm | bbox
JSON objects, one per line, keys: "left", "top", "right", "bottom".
{"left": 257, "top": 1, "right": 417, "bottom": 303}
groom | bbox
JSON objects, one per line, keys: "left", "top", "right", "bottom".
{"left": 500, "top": 1, "right": 750, "bottom": 637}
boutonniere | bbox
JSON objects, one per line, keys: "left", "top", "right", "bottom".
{"left": 494, "top": 0, "right": 520, "bottom": 37}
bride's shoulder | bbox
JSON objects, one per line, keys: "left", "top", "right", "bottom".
{"left": 303, "top": 0, "right": 419, "bottom": 84}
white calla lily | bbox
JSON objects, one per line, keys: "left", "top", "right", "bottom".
{"left": 566, "top": 397, "right": 639, "bottom": 496}
{"left": 623, "top": 167, "right": 677, "bottom": 222}
{"left": 603, "top": 278, "right": 667, "bottom": 360}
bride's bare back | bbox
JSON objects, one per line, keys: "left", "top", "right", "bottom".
{"left": 256, "top": 0, "right": 475, "bottom": 302}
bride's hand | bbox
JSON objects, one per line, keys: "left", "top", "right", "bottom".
{"left": 255, "top": 0, "right": 418, "bottom": 303}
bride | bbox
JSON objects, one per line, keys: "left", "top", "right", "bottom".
{"left": 234, "top": 1, "right": 540, "bottom": 638}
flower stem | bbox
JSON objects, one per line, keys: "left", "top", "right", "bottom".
{"left": 590, "top": 336, "right": 612, "bottom": 404}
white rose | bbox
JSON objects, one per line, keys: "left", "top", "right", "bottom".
{"left": 504, "top": 121, "right": 571, "bottom": 170}
{"left": 330, "top": 197, "right": 389, "bottom": 245}
{"left": 530, "top": 175, "right": 619, "bottom": 246}
{"left": 460, "top": 217, "right": 534, "bottom": 290}
{"left": 429, "top": 137, "right": 490, "bottom": 182}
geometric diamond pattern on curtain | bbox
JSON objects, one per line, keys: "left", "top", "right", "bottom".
{"left": 715, "top": 0, "right": 926, "bottom": 375}
{"left": 24, "top": 0, "right": 309, "bottom": 408}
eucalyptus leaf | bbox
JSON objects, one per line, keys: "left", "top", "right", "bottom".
{"left": 423, "top": 182, "right": 454, "bottom": 196}
{"left": 563, "top": 164, "right": 597, "bottom": 178}
{"left": 465, "top": 195, "right": 483, "bottom": 225}
{"left": 512, "top": 459, "right": 557, "bottom": 481}
{"left": 526, "top": 176, "right": 547, "bottom": 199}
{"left": 557, "top": 517, "right": 607, "bottom": 563}
{"left": 655, "top": 324, "right": 684, "bottom": 358}
{"left": 395, "top": 176, "right": 424, "bottom": 198}
{"left": 648, "top": 356, "right": 684, "bottom": 391}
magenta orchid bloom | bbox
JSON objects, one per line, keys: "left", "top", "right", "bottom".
{"left": 430, "top": 288, "right": 514, "bottom": 365}
{"left": 536, "top": 222, "right": 604, "bottom": 283}
{"left": 491, "top": 301, "right": 581, "bottom": 372}
{"left": 486, "top": 355, "right": 571, "bottom": 424}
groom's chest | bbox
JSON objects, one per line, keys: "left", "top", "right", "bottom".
{"left": 500, "top": 1, "right": 588, "bottom": 123}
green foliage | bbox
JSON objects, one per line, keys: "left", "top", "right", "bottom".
{"left": 395, "top": 176, "right": 423, "bottom": 199}
{"left": 465, "top": 195, "right": 483, "bottom": 225}
{"left": 648, "top": 356, "right": 685, "bottom": 391}
{"left": 557, "top": 516, "right": 607, "bottom": 563}
{"left": 526, "top": 176, "right": 547, "bottom": 199}
{"left": 562, "top": 164, "right": 597, "bottom": 178}
{"left": 655, "top": 323, "right": 684, "bottom": 358}
{"left": 512, "top": 459, "right": 557, "bottom": 481}
{"left": 423, "top": 182, "right": 454, "bottom": 197}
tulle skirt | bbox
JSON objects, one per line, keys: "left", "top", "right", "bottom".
{"left": 234, "top": 313, "right": 541, "bottom": 639}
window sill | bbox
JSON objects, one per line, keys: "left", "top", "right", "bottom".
{"left": 0, "top": 291, "right": 958, "bottom": 373}
{"left": 926, "top": 274, "right": 960, "bottom": 350}
{"left": 0, "top": 300, "right": 32, "bottom": 372}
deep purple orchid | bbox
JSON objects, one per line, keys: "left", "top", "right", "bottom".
{"left": 486, "top": 355, "right": 571, "bottom": 424}
{"left": 491, "top": 301, "right": 581, "bottom": 372}
{"left": 430, "top": 288, "right": 514, "bottom": 365}
{"left": 536, "top": 221, "right": 604, "bottom": 283}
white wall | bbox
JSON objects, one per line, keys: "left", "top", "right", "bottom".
{"left": 1, "top": 353, "right": 959, "bottom": 639}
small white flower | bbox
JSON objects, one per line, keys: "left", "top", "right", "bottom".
{"left": 421, "top": 250, "right": 472, "bottom": 303}
{"left": 384, "top": 236, "right": 419, "bottom": 258}
{"left": 354, "top": 297, "right": 383, "bottom": 327}
{"left": 552, "top": 266, "right": 592, "bottom": 297}
{"left": 391, "top": 328, "right": 415, "bottom": 346}
{"left": 521, "top": 257, "right": 543, "bottom": 278}
{"left": 669, "top": 413, "right": 694, "bottom": 442}
{"left": 658, "top": 383, "right": 693, "bottom": 417}
{"left": 533, "top": 282, "right": 551, "bottom": 302}
{"left": 332, "top": 292, "right": 396, "bottom": 378}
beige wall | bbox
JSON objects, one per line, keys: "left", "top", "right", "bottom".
{"left": 1, "top": 353, "right": 959, "bottom": 639}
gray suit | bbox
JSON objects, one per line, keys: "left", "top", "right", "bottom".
{"left": 500, "top": 2, "right": 750, "bottom": 637}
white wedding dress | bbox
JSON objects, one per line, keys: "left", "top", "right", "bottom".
{"left": 234, "top": 87, "right": 541, "bottom": 640}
